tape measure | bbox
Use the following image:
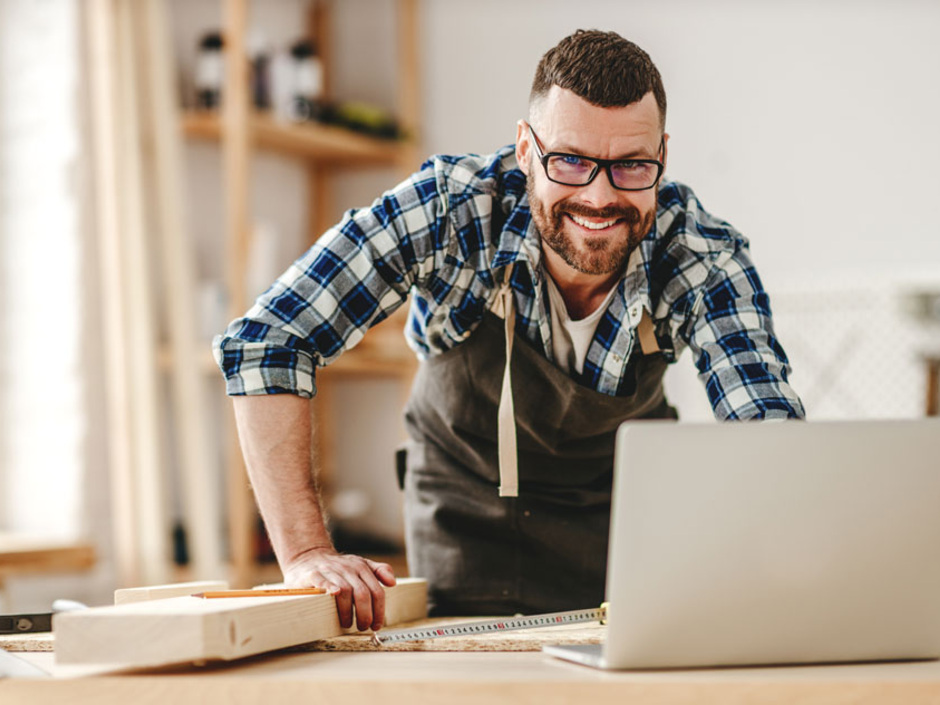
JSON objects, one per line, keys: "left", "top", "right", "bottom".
{"left": 372, "top": 602, "right": 608, "bottom": 646}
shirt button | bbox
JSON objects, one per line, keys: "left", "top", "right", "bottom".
{"left": 629, "top": 304, "right": 641, "bottom": 320}
{"left": 523, "top": 510, "right": 531, "bottom": 518}
{"left": 611, "top": 353, "right": 623, "bottom": 364}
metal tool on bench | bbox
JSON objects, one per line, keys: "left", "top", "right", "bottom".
{"left": 372, "top": 602, "right": 608, "bottom": 646}
{"left": 0, "top": 599, "right": 87, "bottom": 635}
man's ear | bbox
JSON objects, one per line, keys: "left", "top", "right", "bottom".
{"left": 661, "top": 132, "right": 670, "bottom": 172}
{"left": 515, "top": 120, "right": 531, "bottom": 176}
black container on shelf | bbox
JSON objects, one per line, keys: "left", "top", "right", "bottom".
{"left": 195, "top": 31, "right": 224, "bottom": 110}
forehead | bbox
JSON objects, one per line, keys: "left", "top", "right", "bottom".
{"left": 534, "top": 86, "right": 662, "bottom": 158}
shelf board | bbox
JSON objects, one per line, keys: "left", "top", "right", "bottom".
{"left": 181, "top": 111, "right": 408, "bottom": 165}
{"left": 0, "top": 533, "right": 96, "bottom": 579}
{"left": 159, "top": 344, "right": 416, "bottom": 381}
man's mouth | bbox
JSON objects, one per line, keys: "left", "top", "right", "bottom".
{"left": 565, "top": 213, "right": 621, "bottom": 231}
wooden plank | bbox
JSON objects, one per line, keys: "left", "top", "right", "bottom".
{"left": 926, "top": 356, "right": 940, "bottom": 416}
{"left": 115, "top": 0, "right": 171, "bottom": 586}
{"left": 53, "top": 578, "right": 427, "bottom": 668}
{"left": 222, "top": 0, "right": 256, "bottom": 592}
{"left": 83, "top": 0, "right": 140, "bottom": 588}
{"left": 396, "top": 0, "right": 422, "bottom": 176}
{"left": 308, "top": 0, "right": 332, "bottom": 102}
{"left": 114, "top": 581, "right": 229, "bottom": 606}
{"left": 138, "top": 0, "right": 225, "bottom": 581}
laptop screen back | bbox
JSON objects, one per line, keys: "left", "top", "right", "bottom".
{"left": 603, "top": 420, "right": 940, "bottom": 669}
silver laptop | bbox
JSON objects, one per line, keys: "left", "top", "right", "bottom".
{"left": 544, "top": 419, "right": 940, "bottom": 669}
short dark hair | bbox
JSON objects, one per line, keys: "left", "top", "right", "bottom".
{"left": 530, "top": 30, "right": 666, "bottom": 130}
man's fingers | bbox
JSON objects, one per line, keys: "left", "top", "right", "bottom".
{"left": 351, "top": 581, "right": 375, "bottom": 632}
{"left": 284, "top": 550, "right": 398, "bottom": 631}
{"left": 356, "top": 567, "right": 387, "bottom": 630}
{"left": 321, "top": 572, "right": 354, "bottom": 629}
{"left": 366, "top": 559, "right": 397, "bottom": 587}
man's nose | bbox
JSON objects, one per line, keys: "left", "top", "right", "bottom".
{"left": 577, "top": 167, "right": 620, "bottom": 208}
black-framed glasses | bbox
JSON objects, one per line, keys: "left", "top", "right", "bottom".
{"left": 527, "top": 124, "right": 664, "bottom": 192}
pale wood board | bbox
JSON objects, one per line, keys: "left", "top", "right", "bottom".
{"left": 115, "top": 0, "right": 171, "bottom": 586}
{"left": 114, "top": 580, "right": 229, "bottom": 605}
{"left": 84, "top": 0, "right": 141, "bottom": 588}
{"left": 221, "top": 0, "right": 255, "bottom": 592}
{"left": 52, "top": 578, "right": 427, "bottom": 669}
{"left": 6, "top": 651, "right": 940, "bottom": 705}
{"left": 139, "top": 0, "right": 225, "bottom": 581}
{"left": 2, "top": 581, "right": 226, "bottom": 652}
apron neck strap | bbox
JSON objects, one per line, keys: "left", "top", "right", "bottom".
{"left": 496, "top": 266, "right": 518, "bottom": 497}
{"left": 637, "top": 309, "right": 661, "bottom": 355}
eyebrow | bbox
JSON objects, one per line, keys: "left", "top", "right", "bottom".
{"left": 549, "top": 142, "right": 656, "bottom": 161}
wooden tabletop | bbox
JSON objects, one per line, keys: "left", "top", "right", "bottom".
{"left": 2, "top": 649, "right": 940, "bottom": 704}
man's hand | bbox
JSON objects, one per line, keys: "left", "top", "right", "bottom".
{"left": 283, "top": 546, "right": 396, "bottom": 631}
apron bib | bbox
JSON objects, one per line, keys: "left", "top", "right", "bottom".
{"left": 400, "top": 304, "right": 676, "bottom": 616}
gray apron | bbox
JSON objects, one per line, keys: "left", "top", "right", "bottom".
{"left": 400, "top": 298, "right": 676, "bottom": 616}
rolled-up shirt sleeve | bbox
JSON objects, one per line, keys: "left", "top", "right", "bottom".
{"left": 686, "top": 242, "right": 805, "bottom": 420}
{"left": 212, "top": 164, "right": 444, "bottom": 397}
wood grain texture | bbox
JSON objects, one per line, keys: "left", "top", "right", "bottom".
{"left": 52, "top": 578, "right": 427, "bottom": 669}
{"left": 114, "top": 581, "right": 229, "bottom": 605}
{"left": 221, "top": 0, "right": 255, "bottom": 592}
{"left": 114, "top": 0, "right": 171, "bottom": 587}
{"left": 83, "top": 0, "right": 142, "bottom": 588}
{"left": 139, "top": 0, "right": 225, "bottom": 582}
{"left": 5, "top": 650, "right": 940, "bottom": 705}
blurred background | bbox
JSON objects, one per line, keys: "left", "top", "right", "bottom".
{"left": 0, "top": 0, "right": 938, "bottom": 612}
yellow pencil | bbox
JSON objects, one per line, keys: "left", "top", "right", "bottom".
{"left": 192, "top": 588, "right": 326, "bottom": 599}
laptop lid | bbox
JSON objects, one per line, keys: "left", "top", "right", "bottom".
{"left": 600, "top": 419, "right": 940, "bottom": 669}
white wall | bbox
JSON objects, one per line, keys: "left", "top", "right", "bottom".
{"left": 422, "top": 0, "right": 940, "bottom": 288}
{"left": 170, "top": 0, "right": 940, "bottom": 544}
{"left": 0, "top": 0, "right": 118, "bottom": 612}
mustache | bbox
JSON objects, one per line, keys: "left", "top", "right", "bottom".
{"left": 553, "top": 199, "right": 642, "bottom": 225}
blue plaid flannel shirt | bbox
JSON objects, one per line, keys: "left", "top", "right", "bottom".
{"left": 213, "top": 145, "right": 804, "bottom": 420}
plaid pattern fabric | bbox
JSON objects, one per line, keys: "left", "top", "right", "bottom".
{"left": 213, "top": 145, "right": 804, "bottom": 420}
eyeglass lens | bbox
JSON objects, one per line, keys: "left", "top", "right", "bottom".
{"left": 546, "top": 155, "right": 658, "bottom": 190}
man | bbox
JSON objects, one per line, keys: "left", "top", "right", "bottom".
{"left": 214, "top": 30, "right": 804, "bottom": 632}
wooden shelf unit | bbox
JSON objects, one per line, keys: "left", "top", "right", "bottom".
{"left": 202, "top": 0, "right": 420, "bottom": 588}
{"left": 181, "top": 111, "right": 410, "bottom": 166}
{"left": 0, "top": 534, "right": 96, "bottom": 581}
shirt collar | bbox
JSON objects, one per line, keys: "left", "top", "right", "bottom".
{"left": 491, "top": 160, "right": 543, "bottom": 284}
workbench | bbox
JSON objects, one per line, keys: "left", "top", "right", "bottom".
{"left": 3, "top": 649, "right": 940, "bottom": 704}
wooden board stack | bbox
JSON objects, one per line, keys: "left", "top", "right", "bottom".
{"left": 53, "top": 578, "right": 427, "bottom": 669}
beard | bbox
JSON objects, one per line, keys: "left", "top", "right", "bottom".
{"left": 526, "top": 179, "right": 656, "bottom": 276}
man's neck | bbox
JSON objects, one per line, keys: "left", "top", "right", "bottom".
{"left": 542, "top": 246, "right": 622, "bottom": 320}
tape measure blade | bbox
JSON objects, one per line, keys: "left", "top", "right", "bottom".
{"left": 374, "top": 607, "right": 602, "bottom": 645}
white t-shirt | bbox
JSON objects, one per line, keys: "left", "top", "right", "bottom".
{"left": 544, "top": 273, "right": 619, "bottom": 375}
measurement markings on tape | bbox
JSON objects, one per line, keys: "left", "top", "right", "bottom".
{"left": 373, "top": 604, "right": 607, "bottom": 646}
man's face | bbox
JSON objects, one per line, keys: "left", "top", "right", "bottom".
{"left": 516, "top": 87, "right": 667, "bottom": 277}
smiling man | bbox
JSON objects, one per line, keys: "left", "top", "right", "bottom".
{"left": 214, "top": 30, "right": 805, "bottom": 631}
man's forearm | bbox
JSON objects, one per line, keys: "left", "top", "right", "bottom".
{"left": 232, "top": 394, "right": 332, "bottom": 564}
{"left": 230, "top": 393, "right": 396, "bottom": 631}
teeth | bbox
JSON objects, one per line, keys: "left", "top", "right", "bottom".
{"left": 569, "top": 214, "right": 617, "bottom": 230}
